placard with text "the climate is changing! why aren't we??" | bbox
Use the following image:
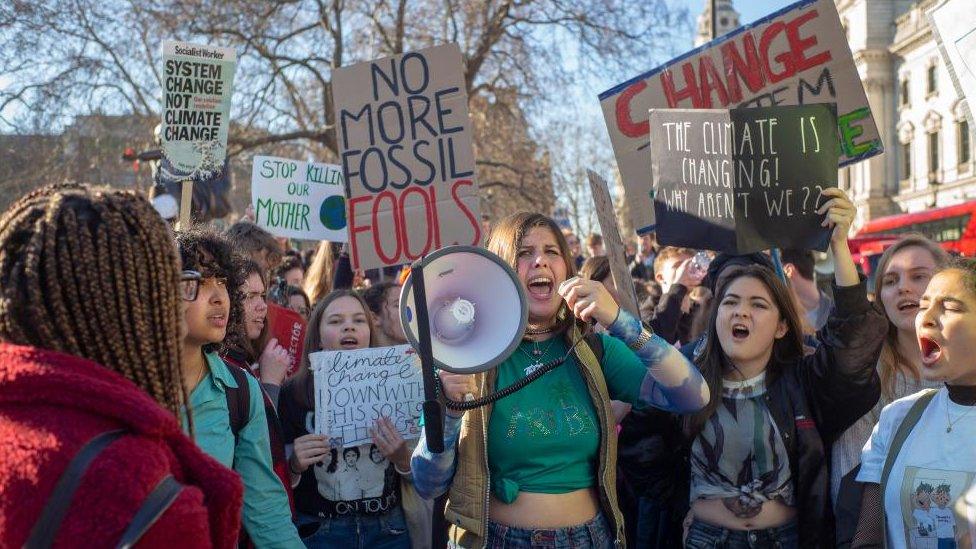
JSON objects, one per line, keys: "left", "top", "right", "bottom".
{"left": 332, "top": 44, "right": 481, "bottom": 271}
{"left": 651, "top": 104, "right": 838, "bottom": 254}
{"left": 161, "top": 41, "right": 236, "bottom": 177}
{"left": 251, "top": 156, "right": 348, "bottom": 242}
{"left": 311, "top": 346, "right": 423, "bottom": 448}
{"left": 600, "top": 0, "right": 879, "bottom": 234}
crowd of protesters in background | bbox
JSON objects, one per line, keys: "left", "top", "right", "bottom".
{"left": 3, "top": 183, "right": 976, "bottom": 548}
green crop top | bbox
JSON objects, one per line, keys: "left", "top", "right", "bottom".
{"left": 485, "top": 333, "right": 647, "bottom": 503}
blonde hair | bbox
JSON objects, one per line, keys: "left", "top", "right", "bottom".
{"left": 873, "top": 234, "right": 950, "bottom": 399}
{"left": 304, "top": 241, "right": 335, "bottom": 305}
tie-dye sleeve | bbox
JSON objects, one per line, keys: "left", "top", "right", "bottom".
{"left": 605, "top": 308, "right": 709, "bottom": 413}
{"left": 410, "top": 413, "right": 464, "bottom": 500}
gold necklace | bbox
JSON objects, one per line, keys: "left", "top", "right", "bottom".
{"left": 946, "top": 396, "right": 976, "bottom": 433}
{"left": 517, "top": 338, "right": 558, "bottom": 376}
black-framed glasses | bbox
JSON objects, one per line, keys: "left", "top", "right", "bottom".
{"left": 180, "top": 270, "right": 202, "bottom": 302}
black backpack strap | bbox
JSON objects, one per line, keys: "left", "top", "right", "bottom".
{"left": 25, "top": 429, "right": 127, "bottom": 549}
{"left": 115, "top": 475, "right": 184, "bottom": 549}
{"left": 224, "top": 363, "right": 252, "bottom": 440}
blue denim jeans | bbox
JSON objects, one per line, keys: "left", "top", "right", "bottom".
{"left": 684, "top": 519, "right": 799, "bottom": 549}
{"left": 481, "top": 512, "right": 615, "bottom": 548}
{"left": 296, "top": 507, "right": 411, "bottom": 549}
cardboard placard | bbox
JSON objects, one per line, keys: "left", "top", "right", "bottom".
{"left": 599, "top": 0, "right": 880, "bottom": 234}
{"left": 928, "top": 0, "right": 976, "bottom": 137}
{"left": 311, "top": 345, "right": 423, "bottom": 448}
{"left": 251, "top": 155, "right": 349, "bottom": 242}
{"left": 586, "top": 170, "right": 640, "bottom": 317}
{"left": 265, "top": 302, "right": 307, "bottom": 378}
{"left": 332, "top": 44, "right": 481, "bottom": 271}
{"left": 650, "top": 104, "right": 838, "bottom": 254}
{"left": 161, "top": 41, "right": 236, "bottom": 177}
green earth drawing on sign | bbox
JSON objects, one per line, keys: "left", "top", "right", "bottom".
{"left": 320, "top": 195, "right": 347, "bottom": 230}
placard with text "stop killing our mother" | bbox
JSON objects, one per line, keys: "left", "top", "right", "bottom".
{"left": 251, "top": 155, "right": 348, "bottom": 242}
{"left": 650, "top": 103, "right": 838, "bottom": 254}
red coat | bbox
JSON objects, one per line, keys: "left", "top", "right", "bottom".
{"left": 0, "top": 343, "right": 244, "bottom": 548}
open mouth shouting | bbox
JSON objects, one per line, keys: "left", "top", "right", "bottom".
{"left": 896, "top": 298, "right": 919, "bottom": 315}
{"left": 730, "top": 323, "right": 751, "bottom": 342}
{"left": 339, "top": 335, "right": 361, "bottom": 349}
{"left": 526, "top": 275, "right": 554, "bottom": 301}
{"left": 919, "top": 336, "right": 943, "bottom": 366}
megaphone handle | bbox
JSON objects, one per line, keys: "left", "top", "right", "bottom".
{"left": 412, "top": 260, "right": 445, "bottom": 454}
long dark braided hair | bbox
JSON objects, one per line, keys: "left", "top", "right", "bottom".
{"left": 0, "top": 183, "right": 187, "bottom": 417}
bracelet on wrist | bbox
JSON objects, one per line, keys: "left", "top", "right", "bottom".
{"left": 394, "top": 463, "right": 411, "bottom": 476}
{"left": 629, "top": 327, "right": 653, "bottom": 351}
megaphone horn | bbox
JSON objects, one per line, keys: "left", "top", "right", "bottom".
{"left": 400, "top": 246, "right": 528, "bottom": 375}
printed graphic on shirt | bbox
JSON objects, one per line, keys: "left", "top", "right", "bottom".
{"left": 504, "top": 380, "right": 597, "bottom": 440}
{"left": 304, "top": 412, "right": 398, "bottom": 516}
{"left": 899, "top": 466, "right": 976, "bottom": 548}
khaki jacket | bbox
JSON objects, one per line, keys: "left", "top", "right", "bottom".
{"left": 444, "top": 325, "right": 625, "bottom": 547}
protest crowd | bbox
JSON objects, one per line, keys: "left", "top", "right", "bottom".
{"left": 3, "top": 1, "right": 976, "bottom": 548}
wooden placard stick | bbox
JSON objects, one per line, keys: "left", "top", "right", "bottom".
{"left": 177, "top": 178, "right": 193, "bottom": 230}
{"left": 586, "top": 169, "right": 640, "bottom": 318}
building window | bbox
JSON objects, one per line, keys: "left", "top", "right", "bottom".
{"left": 960, "top": 120, "right": 972, "bottom": 166}
{"left": 901, "top": 141, "right": 912, "bottom": 187}
{"left": 927, "top": 65, "right": 938, "bottom": 95}
{"left": 929, "top": 131, "right": 940, "bottom": 174}
{"left": 900, "top": 79, "right": 910, "bottom": 107}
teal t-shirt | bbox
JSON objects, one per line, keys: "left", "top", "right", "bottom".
{"left": 485, "top": 333, "right": 647, "bottom": 503}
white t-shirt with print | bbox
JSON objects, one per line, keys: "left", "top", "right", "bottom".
{"left": 858, "top": 388, "right": 976, "bottom": 549}
{"left": 931, "top": 506, "right": 955, "bottom": 538}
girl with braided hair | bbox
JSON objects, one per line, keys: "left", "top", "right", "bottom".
{"left": 176, "top": 227, "right": 303, "bottom": 547}
{"left": 0, "top": 183, "right": 243, "bottom": 547}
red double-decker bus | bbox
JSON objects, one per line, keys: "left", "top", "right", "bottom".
{"left": 852, "top": 200, "right": 976, "bottom": 277}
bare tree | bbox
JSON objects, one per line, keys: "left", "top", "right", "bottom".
{"left": 0, "top": 0, "right": 689, "bottom": 209}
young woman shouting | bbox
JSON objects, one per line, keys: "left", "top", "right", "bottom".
{"left": 411, "top": 212, "right": 709, "bottom": 548}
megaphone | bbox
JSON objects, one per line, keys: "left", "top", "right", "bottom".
{"left": 400, "top": 245, "right": 527, "bottom": 374}
{"left": 400, "top": 245, "right": 527, "bottom": 453}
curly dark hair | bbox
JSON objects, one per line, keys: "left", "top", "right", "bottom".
{"left": 176, "top": 226, "right": 246, "bottom": 354}
{"left": 222, "top": 258, "right": 268, "bottom": 363}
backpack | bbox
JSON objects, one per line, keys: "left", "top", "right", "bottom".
{"left": 25, "top": 430, "right": 184, "bottom": 549}
{"left": 223, "top": 363, "right": 251, "bottom": 441}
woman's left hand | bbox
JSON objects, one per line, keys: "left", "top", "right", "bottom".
{"left": 558, "top": 276, "right": 620, "bottom": 328}
{"left": 817, "top": 187, "right": 857, "bottom": 245}
{"left": 370, "top": 416, "right": 410, "bottom": 471}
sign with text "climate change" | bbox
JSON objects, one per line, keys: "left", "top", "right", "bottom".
{"left": 600, "top": 0, "right": 879, "bottom": 235}
{"left": 251, "top": 155, "right": 348, "bottom": 242}
{"left": 311, "top": 345, "right": 423, "bottom": 448}
{"left": 332, "top": 44, "right": 481, "bottom": 271}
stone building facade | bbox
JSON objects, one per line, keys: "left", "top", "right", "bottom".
{"left": 693, "top": 0, "right": 975, "bottom": 228}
